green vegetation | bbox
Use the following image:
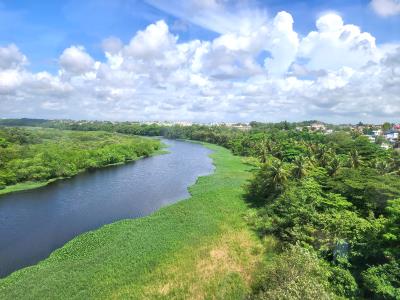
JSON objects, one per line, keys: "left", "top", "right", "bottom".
{"left": 1, "top": 119, "right": 399, "bottom": 298}
{"left": 0, "top": 144, "right": 263, "bottom": 299}
{"left": 0, "top": 179, "right": 56, "bottom": 196}
{"left": 153, "top": 123, "right": 399, "bottom": 299}
{"left": 0, "top": 127, "right": 161, "bottom": 195}
{"left": 149, "top": 123, "right": 398, "bottom": 299}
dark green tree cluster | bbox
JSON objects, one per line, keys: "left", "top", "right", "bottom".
{"left": 246, "top": 132, "right": 400, "bottom": 299}
{"left": 0, "top": 127, "right": 160, "bottom": 190}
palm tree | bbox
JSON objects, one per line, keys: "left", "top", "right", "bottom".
{"left": 314, "top": 144, "right": 327, "bottom": 160}
{"left": 375, "top": 159, "right": 389, "bottom": 175}
{"left": 348, "top": 149, "right": 362, "bottom": 169}
{"left": 327, "top": 155, "right": 341, "bottom": 176}
{"left": 292, "top": 156, "right": 310, "bottom": 179}
{"left": 319, "top": 149, "right": 334, "bottom": 168}
{"left": 386, "top": 155, "right": 400, "bottom": 175}
{"left": 256, "top": 138, "right": 271, "bottom": 163}
{"left": 268, "top": 161, "right": 289, "bottom": 191}
{"left": 314, "top": 145, "right": 333, "bottom": 167}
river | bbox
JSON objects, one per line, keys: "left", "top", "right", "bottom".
{"left": 0, "top": 139, "right": 214, "bottom": 278}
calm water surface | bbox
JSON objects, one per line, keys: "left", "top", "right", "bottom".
{"left": 0, "top": 139, "right": 214, "bottom": 277}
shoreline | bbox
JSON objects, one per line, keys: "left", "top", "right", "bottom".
{"left": 0, "top": 148, "right": 169, "bottom": 197}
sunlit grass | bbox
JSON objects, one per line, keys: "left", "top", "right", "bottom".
{"left": 0, "top": 180, "right": 55, "bottom": 196}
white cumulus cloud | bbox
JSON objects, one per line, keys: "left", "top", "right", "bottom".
{"left": 59, "top": 46, "right": 96, "bottom": 75}
{"left": 371, "top": 0, "right": 400, "bottom": 17}
{"left": 299, "top": 14, "right": 378, "bottom": 71}
{"left": 0, "top": 10, "right": 399, "bottom": 124}
{"left": 124, "top": 20, "right": 177, "bottom": 59}
{"left": 0, "top": 44, "right": 27, "bottom": 70}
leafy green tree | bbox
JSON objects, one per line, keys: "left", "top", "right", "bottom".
{"left": 362, "top": 262, "right": 400, "bottom": 299}
{"left": 382, "top": 122, "right": 392, "bottom": 132}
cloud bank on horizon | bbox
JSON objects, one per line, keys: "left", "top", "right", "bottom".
{"left": 0, "top": 0, "right": 399, "bottom": 123}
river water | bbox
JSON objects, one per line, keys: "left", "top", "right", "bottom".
{"left": 0, "top": 139, "right": 214, "bottom": 277}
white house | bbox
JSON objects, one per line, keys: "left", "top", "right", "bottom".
{"left": 310, "top": 123, "right": 326, "bottom": 131}
{"left": 372, "top": 130, "right": 382, "bottom": 136}
{"left": 385, "top": 132, "right": 399, "bottom": 143}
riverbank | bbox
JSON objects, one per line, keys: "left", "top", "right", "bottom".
{"left": 0, "top": 144, "right": 167, "bottom": 197}
{"left": 0, "top": 143, "right": 263, "bottom": 299}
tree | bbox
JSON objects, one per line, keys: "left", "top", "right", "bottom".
{"left": 362, "top": 262, "right": 400, "bottom": 299}
{"left": 327, "top": 155, "right": 341, "bottom": 176}
{"left": 382, "top": 122, "right": 392, "bottom": 132}
{"left": 292, "top": 156, "right": 311, "bottom": 179}
{"left": 348, "top": 149, "right": 362, "bottom": 169}
{"left": 256, "top": 137, "right": 272, "bottom": 163}
{"left": 375, "top": 159, "right": 390, "bottom": 175}
{"left": 269, "top": 161, "right": 289, "bottom": 192}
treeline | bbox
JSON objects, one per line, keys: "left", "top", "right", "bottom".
{"left": 1, "top": 119, "right": 399, "bottom": 298}
{"left": 0, "top": 127, "right": 160, "bottom": 190}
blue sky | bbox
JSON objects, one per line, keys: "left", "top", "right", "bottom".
{"left": 0, "top": 0, "right": 399, "bottom": 123}
{"left": 2, "top": 0, "right": 399, "bottom": 72}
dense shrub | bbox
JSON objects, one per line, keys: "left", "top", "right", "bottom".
{"left": 252, "top": 245, "right": 335, "bottom": 300}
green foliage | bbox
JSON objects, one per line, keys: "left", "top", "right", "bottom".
{"left": 327, "top": 168, "right": 400, "bottom": 216}
{"left": 0, "top": 127, "right": 160, "bottom": 193}
{"left": 362, "top": 262, "right": 400, "bottom": 299}
{"left": 252, "top": 245, "right": 335, "bottom": 300}
{"left": 328, "top": 266, "right": 358, "bottom": 298}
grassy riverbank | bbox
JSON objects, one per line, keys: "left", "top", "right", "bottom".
{"left": 0, "top": 180, "right": 55, "bottom": 196}
{"left": 0, "top": 144, "right": 263, "bottom": 299}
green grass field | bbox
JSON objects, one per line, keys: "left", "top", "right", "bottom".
{"left": 0, "top": 144, "right": 263, "bottom": 299}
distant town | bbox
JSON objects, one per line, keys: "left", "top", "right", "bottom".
{"left": 0, "top": 118, "right": 399, "bottom": 150}
{"left": 120, "top": 120, "right": 400, "bottom": 149}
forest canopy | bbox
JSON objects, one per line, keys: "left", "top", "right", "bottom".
{"left": 0, "top": 127, "right": 161, "bottom": 190}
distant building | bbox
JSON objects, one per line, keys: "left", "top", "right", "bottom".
{"left": 310, "top": 123, "right": 326, "bottom": 131}
{"left": 372, "top": 129, "right": 382, "bottom": 136}
{"left": 223, "top": 123, "right": 251, "bottom": 131}
{"left": 175, "top": 121, "right": 193, "bottom": 127}
{"left": 385, "top": 132, "right": 399, "bottom": 143}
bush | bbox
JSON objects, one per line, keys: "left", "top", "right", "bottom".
{"left": 362, "top": 262, "right": 400, "bottom": 299}
{"left": 328, "top": 266, "right": 358, "bottom": 298}
{"left": 252, "top": 245, "right": 335, "bottom": 300}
